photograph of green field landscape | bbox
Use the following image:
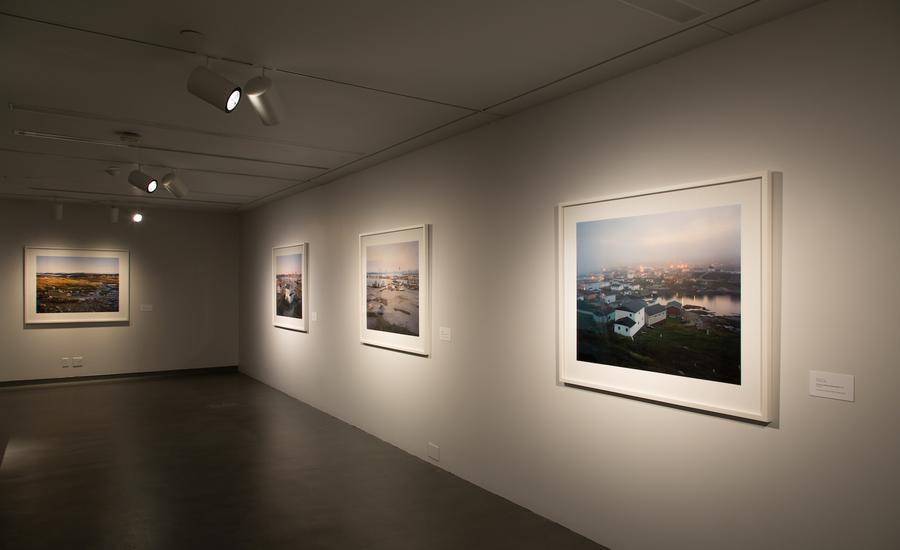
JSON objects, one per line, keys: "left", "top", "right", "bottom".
{"left": 35, "top": 256, "right": 119, "bottom": 313}
{"left": 576, "top": 205, "right": 742, "bottom": 385}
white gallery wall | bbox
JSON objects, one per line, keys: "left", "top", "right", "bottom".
{"left": 0, "top": 200, "right": 239, "bottom": 382}
{"left": 239, "top": 1, "right": 900, "bottom": 549}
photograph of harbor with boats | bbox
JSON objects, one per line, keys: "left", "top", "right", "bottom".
{"left": 366, "top": 240, "right": 420, "bottom": 336}
{"left": 576, "top": 204, "right": 742, "bottom": 384}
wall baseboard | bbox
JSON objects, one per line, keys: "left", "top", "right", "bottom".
{"left": 0, "top": 365, "right": 239, "bottom": 390}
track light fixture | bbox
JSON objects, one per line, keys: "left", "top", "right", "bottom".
{"left": 245, "top": 73, "right": 283, "bottom": 126}
{"left": 187, "top": 66, "right": 241, "bottom": 113}
{"left": 128, "top": 170, "right": 158, "bottom": 193}
{"left": 161, "top": 173, "right": 189, "bottom": 198}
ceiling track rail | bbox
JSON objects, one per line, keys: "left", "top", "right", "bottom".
{"left": 0, "top": 147, "right": 307, "bottom": 184}
{"left": 0, "top": 11, "right": 480, "bottom": 112}
{"left": 26, "top": 185, "right": 242, "bottom": 206}
{"left": 8, "top": 103, "right": 365, "bottom": 157}
{"left": 14, "top": 130, "right": 330, "bottom": 170}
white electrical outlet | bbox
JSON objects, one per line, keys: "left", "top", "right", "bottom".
{"left": 72, "top": 356, "right": 84, "bottom": 368}
{"left": 140, "top": 304, "right": 154, "bottom": 312}
{"left": 427, "top": 442, "right": 440, "bottom": 462}
{"left": 61, "top": 357, "right": 71, "bottom": 368}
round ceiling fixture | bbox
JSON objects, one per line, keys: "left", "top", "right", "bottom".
{"left": 115, "top": 131, "right": 142, "bottom": 144}
{"left": 179, "top": 29, "right": 205, "bottom": 40}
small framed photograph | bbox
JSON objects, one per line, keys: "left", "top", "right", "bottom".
{"left": 273, "top": 243, "right": 308, "bottom": 332}
{"left": 558, "top": 173, "right": 775, "bottom": 421}
{"left": 359, "top": 224, "right": 430, "bottom": 356}
{"left": 24, "top": 247, "right": 130, "bottom": 325}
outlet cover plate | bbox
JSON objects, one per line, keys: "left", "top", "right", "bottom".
{"left": 427, "top": 442, "right": 440, "bottom": 461}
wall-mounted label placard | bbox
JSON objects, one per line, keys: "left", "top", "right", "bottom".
{"left": 809, "top": 371, "right": 854, "bottom": 402}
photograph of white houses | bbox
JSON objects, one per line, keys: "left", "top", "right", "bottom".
{"left": 576, "top": 205, "right": 742, "bottom": 384}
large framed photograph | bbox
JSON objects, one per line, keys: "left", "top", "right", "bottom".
{"left": 24, "top": 247, "right": 130, "bottom": 325}
{"left": 360, "top": 224, "right": 430, "bottom": 356}
{"left": 273, "top": 243, "right": 308, "bottom": 332}
{"left": 558, "top": 173, "right": 774, "bottom": 421}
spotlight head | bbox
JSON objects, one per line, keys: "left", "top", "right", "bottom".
{"left": 161, "top": 173, "right": 189, "bottom": 198}
{"left": 187, "top": 66, "right": 241, "bottom": 113}
{"left": 245, "top": 75, "right": 283, "bottom": 126}
{"left": 128, "top": 170, "right": 158, "bottom": 193}
{"left": 132, "top": 212, "right": 144, "bottom": 223}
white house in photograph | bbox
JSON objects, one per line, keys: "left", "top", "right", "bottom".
{"left": 601, "top": 293, "right": 616, "bottom": 304}
{"left": 645, "top": 303, "right": 666, "bottom": 326}
{"left": 614, "top": 316, "right": 640, "bottom": 338}
{"left": 614, "top": 299, "right": 646, "bottom": 338}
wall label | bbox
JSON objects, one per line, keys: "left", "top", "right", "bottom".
{"left": 809, "top": 371, "right": 855, "bottom": 402}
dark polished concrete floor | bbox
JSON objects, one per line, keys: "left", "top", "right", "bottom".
{"left": 0, "top": 371, "right": 606, "bottom": 550}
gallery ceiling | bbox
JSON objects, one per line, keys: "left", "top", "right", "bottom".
{"left": 0, "top": 0, "right": 822, "bottom": 211}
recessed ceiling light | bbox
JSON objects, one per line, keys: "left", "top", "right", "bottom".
{"left": 132, "top": 212, "right": 144, "bottom": 223}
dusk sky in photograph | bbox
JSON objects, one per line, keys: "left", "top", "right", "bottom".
{"left": 367, "top": 241, "right": 418, "bottom": 273}
{"left": 36, "top": 256, "right": 119, "bottom": 274}
{"left": 276, "top": 253, "right": 302, "bottom": 275}
{"left": 577, "top": 205, "right": 741, "bottom": 273}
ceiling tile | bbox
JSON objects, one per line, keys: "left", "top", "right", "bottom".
{"left": 703, "top": 0, "right": 826, "bottom": 34}
{"left": 487, "top": 24, "right": 727, "bottom": 116}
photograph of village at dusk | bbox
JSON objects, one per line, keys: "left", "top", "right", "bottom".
{"left": 366, "top": 241, "right": 419, "bottom": 336}
{"left": 576, "top": 204, "right": 742, "bottom": 384}
{"left": 35, "top": 255, "right": 120, "bottom": 313}
{"left": 275, "top": 253, "right": 303, "bottom": 319}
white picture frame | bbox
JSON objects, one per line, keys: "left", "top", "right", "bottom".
{"left": 558, "top": 172, "right": 774, "bottom": 422}
{"left": 359, "top": 224, "right": 431, "bottom": 356}
{"left": 272, "top": 243, "right": 308, "bottom": 332}
{"left": 24, "top": 247, "right": 130, "bottom": 325}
